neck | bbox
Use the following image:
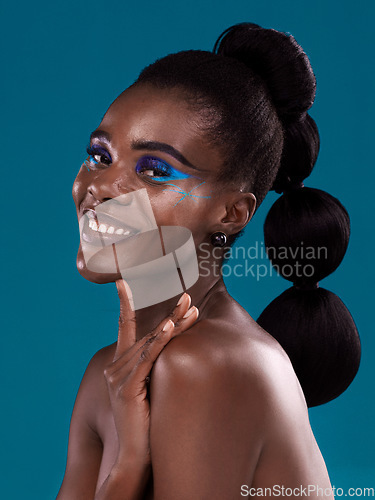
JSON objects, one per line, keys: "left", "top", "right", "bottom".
{"left": 131, "top": 274, "right": 225, "bottom": 341}
{"left": 116, "top": 241, "right": 228, "bottom": 341}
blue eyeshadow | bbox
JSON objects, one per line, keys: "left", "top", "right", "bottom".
{"left": 135, "top": 156, "right": 194, "bottom": 182}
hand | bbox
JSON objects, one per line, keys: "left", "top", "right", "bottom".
{"left": 103, "top": 280, "right": 199, "bottom": 468}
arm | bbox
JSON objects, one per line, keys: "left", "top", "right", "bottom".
{"left": 93, "top": 462, "right": 150, "bottom": 500}
{"left": 56, "top": 349, "right": 105, "bottom": 500}
{"left": 56, "top": 343, "right": 151, "bottom": 500}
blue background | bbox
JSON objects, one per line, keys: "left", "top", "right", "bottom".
{"left": 1, "top": 0, "right": 374, "bottom": 497}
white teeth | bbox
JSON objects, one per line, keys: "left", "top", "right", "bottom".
{"left": 89, "top": 219, "right": 98, "bottom": 231}
{"left": 87, "top": 217, "right": 130, "bottom": 236}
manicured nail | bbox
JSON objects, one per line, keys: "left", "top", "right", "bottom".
{"left": 162, "top": 319, "right": 175, "bottom": 332}
{"left": 183, "top": 306, "right": 198, "bottom": 319}
{"left": 177, "top": 293, "right": 187, "bottom": 307}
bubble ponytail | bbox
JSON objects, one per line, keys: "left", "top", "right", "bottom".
{"left": 214, "top": 22, "right": 361, "bottom": 406}
{"left": 258, "top": 186, "right": 361, "bottom": 406}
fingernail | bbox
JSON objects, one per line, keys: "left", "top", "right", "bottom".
{"left": 162, "top": 319, "right": 175, "bottom": 332}
{"left": 183, "top": 306, "right": 198, "bottom": 319}
{"left": 177, "top": 293, "right": 187, "bottom": 307}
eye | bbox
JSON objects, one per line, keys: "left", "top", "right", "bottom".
{"left": 85, "top": 145, "right": 112, "bottom": 170}
{"left": 135, "top": 156, "right": 192, "bottom": 182}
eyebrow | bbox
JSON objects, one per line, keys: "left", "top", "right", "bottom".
{"left": 90, "top": 130, "right": 111, "bottom": 143}
{"left": 131, "top": 139, "right": 202, "bottom": 171}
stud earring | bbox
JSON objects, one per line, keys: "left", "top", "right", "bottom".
{"left": 210, "top": 232, "right": 227, "bottom": 247}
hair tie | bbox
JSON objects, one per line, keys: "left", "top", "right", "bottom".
{"left": 293, "top": 282, "right": 319, "bottom": 291}
{"left": 273, "top": 176, "right": 305, "bottom": 195}
{"left": 280, "top": 109, "right": 308, "bottom": 126}
{"left": 282, "top": 180, "right": 304, "bottom": 194}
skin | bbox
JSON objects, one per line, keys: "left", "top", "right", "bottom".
{"left": 57, "top": 84, "right": 334, "bottom": 499}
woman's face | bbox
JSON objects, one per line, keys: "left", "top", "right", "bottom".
{"left": 73, "top": 84, "right": 236, "bottom": 284}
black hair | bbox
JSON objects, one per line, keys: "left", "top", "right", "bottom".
{"left": 258, "top": 187, "right": 360, "bottom": 406}
{"left": 135, "top": 23, "right": 361, "bottom": 407}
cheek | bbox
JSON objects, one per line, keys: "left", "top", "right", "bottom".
{"left": 157, "top": 180, "right": 212, "bottom": 209}
{"left": 148, "top": 181, "right": 214, "bottom": 234}
{"left": 72, "top": 168, "right": 87, "bottom": 206}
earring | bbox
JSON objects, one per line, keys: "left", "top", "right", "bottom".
{"left": 210, "top": 231, "right": 227, "bottom": 247}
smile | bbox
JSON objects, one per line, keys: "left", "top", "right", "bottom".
{"left": 88, "top": 219, "right": 131, "bottom": 236}
{"left": 81, "top": 209, "right": 139, "bottom": 246}
{"left": 79, "top": 189, "right": 159, "bottom": 248}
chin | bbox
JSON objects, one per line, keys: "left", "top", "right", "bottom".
{"left": 76, "top": 246, "right": 121, "bottom": 284}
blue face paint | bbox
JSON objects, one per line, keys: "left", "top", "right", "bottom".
{"left": 162, "top": 181, "right": 211, "bottom": 206}
{"left": 135, "top": 156, "right": 194, "bottom": 182}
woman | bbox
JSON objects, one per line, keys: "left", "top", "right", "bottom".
{"left": 57, "top": 23, "right": 360, "bottom": 499}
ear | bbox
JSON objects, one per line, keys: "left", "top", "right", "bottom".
{"left": 221, "top": 192, "right": 256, "bottom": 236}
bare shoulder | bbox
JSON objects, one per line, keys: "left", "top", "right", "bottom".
{"left": 151, "top": 292, "right": 332, "bottom": 493}
{"left": 81, "top": 342, "right": 116, "bottom": 389}
{"left": 152, "top": 290, "right": 303, "bottom": 416}
{"left": 150, "top": 290, "right": 310, "bottom": 455}
{"left": 76, "top": 343, "right": 117, "bottom": 429}
{"left": 148, "top": 292, "right": 332, "bottom": 496}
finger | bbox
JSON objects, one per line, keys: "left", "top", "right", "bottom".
{"left": 127, "top": 319, "right": 177, "bottom": 386}
{"left": 112, "top": 292, "right": 190, "bottom": 362}
{"left": 110, "top": 292, "right": 193, "bottom": 368}
{"left": 146, "top": 292, "right": 191, "bottom": 337}
{"left": 105, "top": 318, "right": 176, "bottom": 392}
{"left": 114, "top": 279, "right": 136, "bottom": 360}
{"left": 107, "top": 331, "right": 160, "bottom": 378}
{"left": 129, "top": 306, "right": 199, "bottom": 385}
{"left": 172, "top": 305, "right": 199, "bottom": 332}
{"left": 107, "top": 306, "right": 199, "bottom": 390}
{"left": 167, "top": 292, "right": 191, "bottom": 323}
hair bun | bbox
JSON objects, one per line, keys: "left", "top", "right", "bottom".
{"left": 213, "top": 22, "right": 316, "bottom": 123}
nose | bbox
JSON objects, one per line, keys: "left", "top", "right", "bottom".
{"left": 86, "top": 167, "right": 132, "bottom": 204}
